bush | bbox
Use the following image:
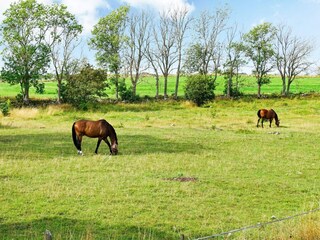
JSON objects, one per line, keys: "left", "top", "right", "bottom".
{"left": 119, "top": 79, "right": 140, "bottom": 102}
{"left": 223, "top": 81, "right": 243, "bottom": 97}
{"left": 61, "top": 64, "right": 108, "bottom": 109}
{"left": 0, "top": 99, "right": 11, "bottom": 116}
{"left": 184, "top": 74, "right": 215, "bottom": 106}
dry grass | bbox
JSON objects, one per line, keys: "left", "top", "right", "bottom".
{"left": 10, "top": 107, "right": 39, "bottom": 119}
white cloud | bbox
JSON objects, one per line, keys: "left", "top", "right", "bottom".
{"left": 60, "top": 0, "right": 111, "bottom": 34}
{"left": 122, "top": 0, "right": 194, "bottom": 13}
{"left": 0, "top": 0, "right": 111, "bottom": 35}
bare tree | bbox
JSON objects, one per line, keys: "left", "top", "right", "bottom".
{"left": 275, "top": 24, "right": 314, "bottom": 95}
{"left": 223, "top": 25, "right": 245, "bottom": 97}
{"left": 153, "top": 11, "right": 178, "bottom": 99}
{"left": 124, "top": 10, "right": 151, "bottom": 96}
{"left": 171, "top": 6, "right": 193, "bottom": 99}
{"left": 145, "top": 38, "right": 161, "bottom": 98}
{"left": 193, "top": 6, "right": 229, "bottom": 76}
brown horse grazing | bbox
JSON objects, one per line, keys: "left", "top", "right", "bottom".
{"left": 72, "top": 119, "right": 118, "bottom": 155}
{"left": 257, "top": 109, "right": 280, "bottom": 128}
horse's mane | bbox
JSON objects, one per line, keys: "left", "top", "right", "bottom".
{"left": 101, "top": 119, "right": 118, "bottom": 144}
{"left": 271, "top": 109, "right": 278, "bottom": 120}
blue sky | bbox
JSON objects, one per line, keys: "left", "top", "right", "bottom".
{"left": 1, "top": 0, "right": 320, "bottom": 72}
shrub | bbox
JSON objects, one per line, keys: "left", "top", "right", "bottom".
{"left": 119, "top": 79, "right": 140, "bottom": 102}
{"left": 61, "top": 64, "right": 108, "bottom": 109}
{"left": 184, "top": 74, "right": 215, "bottom": 106}
{"left": 0, "top": 99, "right": 11, "bottom": 116}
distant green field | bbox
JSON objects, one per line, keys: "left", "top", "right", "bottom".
{"left": 1, "top": 75, "right": 320, "bottom": 100}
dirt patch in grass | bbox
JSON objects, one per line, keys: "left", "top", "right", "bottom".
{"left": 164, "top": 177, "right": 198, "bottom": 182}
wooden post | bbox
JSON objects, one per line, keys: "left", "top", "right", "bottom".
{"left": 44, "top": 230, "right": 52, "bottom": 240}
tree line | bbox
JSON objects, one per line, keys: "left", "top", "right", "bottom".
{"left": 0, "top": 0, "right": 315, "bottom": 105}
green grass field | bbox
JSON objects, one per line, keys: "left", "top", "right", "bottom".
{"left": 1, "top": 96, "right": 320, "bottom": 239}
{"left": 1, "top": 75, "right": 320, "bottom": 100}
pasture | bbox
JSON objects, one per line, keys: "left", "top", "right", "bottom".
{"left": 1, "top": 97, "right": 320, "bottom": 239}
{"left": 1, "top": 75, "right": 320, "bottom": 100}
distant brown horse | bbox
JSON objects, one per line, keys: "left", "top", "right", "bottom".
{"left": 257, "top": 109, "right": 280, "bottom": 128}
{"left": 72, "top": 119, "right": 118, "bottom": 155}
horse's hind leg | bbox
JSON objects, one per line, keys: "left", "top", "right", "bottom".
{"left": 261, "top": 119, "right": 264, "bottom": 128}
{"left": 95, "top": 139, "right": 102, "bottom": 154}
{"left": 257, "top": 118, "right": 260, "bottom": 127}
{"left": 77, "top": 135, "right": 83, "bottom": 155}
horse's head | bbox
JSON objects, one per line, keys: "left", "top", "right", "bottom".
{"left": 276, "top": 119, "right": 280, "bottom": 127}
{"left": 111, "top": 143, "right": 118, "bottom": 155}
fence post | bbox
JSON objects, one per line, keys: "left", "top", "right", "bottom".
{"left": 44, "top": 230, "right": 52, "bottom": 240}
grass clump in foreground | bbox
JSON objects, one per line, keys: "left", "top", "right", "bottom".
{"left": 0, "top": 97, "right": 320, "bottom": 239}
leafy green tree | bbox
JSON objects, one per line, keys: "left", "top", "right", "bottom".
{"left": 0, "top": 0, "right": 51, "bottom": 104}
{"left": 223, "top": 27, "right": 246, "bottom": 97}
{"left": 47, "top": 3, "right": 83, "bottom": 103}
{"left": 89, "top": 5, "right": 129, "bottom": 100}
{"left": 190, "top": 7, "right": 229, "bottom": 76}
{"left": 61, "top": 64, "right": 108, "bottom": 109}
{"left": 184, "top": 43, "right": 206, "bottom": 74}
{"left": 242, "top": 22, "right": 276, "bottom": 98}
{"left": 184, "top": 74, "right": 215, "bottom": 106}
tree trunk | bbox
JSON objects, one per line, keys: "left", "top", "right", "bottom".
{"left": 175, "top": 49, "right": 182, "bottom": 99}
{"left": 115, "top": 71, "right": 119, "bottom": 100}
{"left": 132, "top": 83, "right": 137, "bottom": 96}
{"left": 57, "top": 79, "right": 62, "bottom": 104}
{"left": 286, "top": 81, "right": 292, "bottom": 96}
{"left": 23, "top": 79, "right": 30, "bottom": 104}
{"left": 155, "top": 74, "right": 159, "bottom": 99}
{"left": 227, "top": 76, "right": 231, "bottom": 98}
{"left": 257, "top": 84, "right": 261, "bottom": 98}
{"left": 164, "top": 74, "right": 168, "bottom": 99}
{"left": 132, "top": 71, "right": 139, "bottom": 96}
{"left": 174, "top": 73, "right": 180, "bottom": 99}
{"left": 281, "top": 76, "right": 286, "bottom": 96}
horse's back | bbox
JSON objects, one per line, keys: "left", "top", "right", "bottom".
{"left": 258, "top": 109, "right": 277, "bottom": 119}
{"left": 74, "top": 119, "right": 107, "bottom": 137}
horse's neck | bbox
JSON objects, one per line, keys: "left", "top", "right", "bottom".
{"left": 274, "top": 112, "right": 278, "bottom": 120}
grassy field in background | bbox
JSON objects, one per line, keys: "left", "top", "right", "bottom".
{"left": 1, "top": 97, "right": 320, "bottom": 239}
{"left": 1, "top": 75, "right": 320, "bottom": 100}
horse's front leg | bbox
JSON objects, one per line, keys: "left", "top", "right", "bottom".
{"left": 95, "top": 139, "right": 102, "bottom": 154}
{"left": 269, "top": 119, "right": 272, "bottom": 127}
{"left": 256, "top": 118, "right": 260, "bottom": 127}
{"left": 103, "top": 138, "right": 112, "bottom": 155}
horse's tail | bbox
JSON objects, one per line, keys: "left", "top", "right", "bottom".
{"left": 72, "top": 122, "right": 79, "bottom": 150}
{"left": 257, "top": 109, "right": 261, "bottom": 118}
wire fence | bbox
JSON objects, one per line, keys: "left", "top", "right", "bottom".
{"left": 193, "top": 207, "right": 320, "bottom": 240}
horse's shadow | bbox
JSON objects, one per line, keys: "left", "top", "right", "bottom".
{"left": 0, "top": 132, "right": 203, "bottom": 157}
